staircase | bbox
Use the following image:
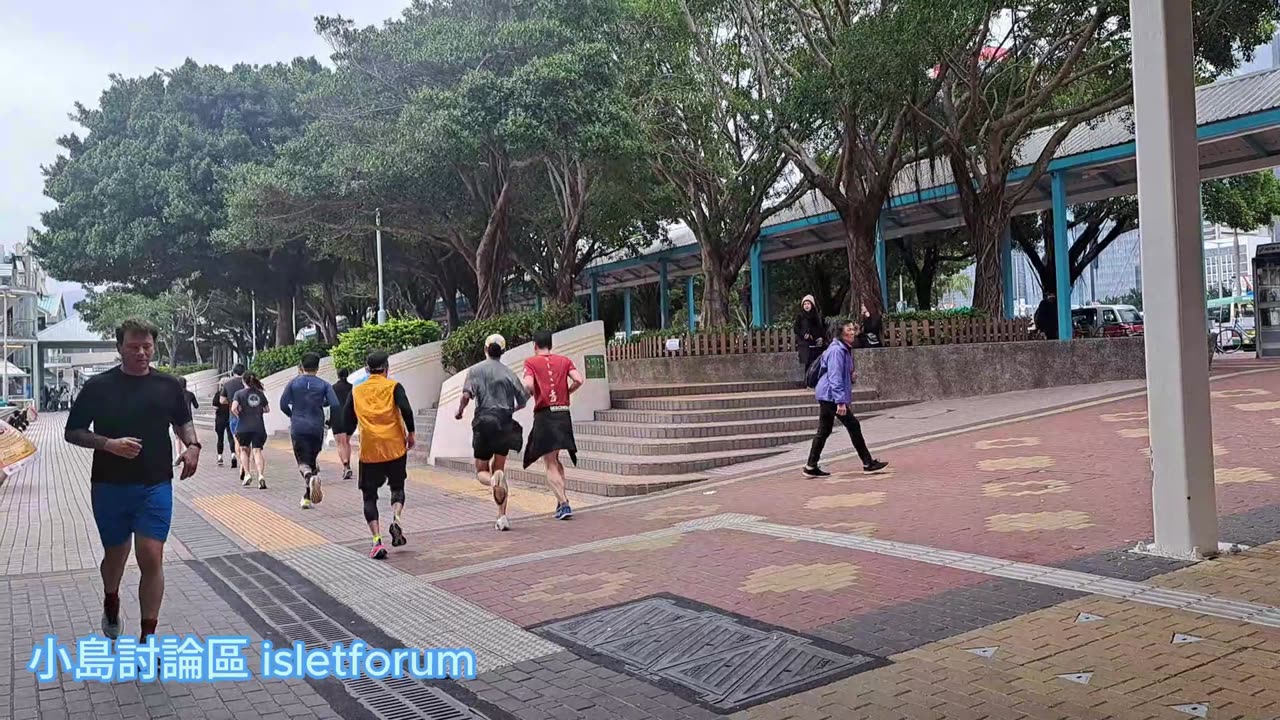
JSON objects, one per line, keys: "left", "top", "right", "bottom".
{"left": 433, "top": 381, "right": 914, "bottom": 497}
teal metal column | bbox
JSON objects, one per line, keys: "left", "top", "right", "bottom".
{"left": 1051, "top": 171, "right": 1072, "bottom": 339}
{"left": 1000, "top": 224, "right": 1015, "bottom": 319}
{"left": 659, "top": 260, "right": 670, "bottom": 329}
{"left": 535, "top": 296, "right": 543, "bottom": 312}
{"left": 750, "top": 239, "right": 765, "bottom": 327}
{"left": 589, "top": 274, "right": 599, "bottom": 321}
{"left": 875, "top": 221, "right": 888, "bottom": 311}
{"left": 685, "top": 275, "right": 697, "bottom": 331}
{"left": 623, "top": 287, "right": 632, "bottom": 337}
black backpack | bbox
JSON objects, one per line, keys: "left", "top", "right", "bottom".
{"left": 804, "top": 356, "right": 826, "bottom": 389}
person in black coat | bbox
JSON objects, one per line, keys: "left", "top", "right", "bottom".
{"left": 856, "top": 303, "right": 884, "bottom": 348}
{"left": 793, "top": 295, "right": 828, "bottom": 369}
{"left": 1034, "top": 293, "right": 1059, "bottom": 340}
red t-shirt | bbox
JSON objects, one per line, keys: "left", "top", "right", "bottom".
{"left": 523, "top": 354, "right": 576, "bottom": 410}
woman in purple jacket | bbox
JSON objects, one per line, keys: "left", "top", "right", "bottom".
{"left": 803, "top": 320, "right": 888, "bottom": 477}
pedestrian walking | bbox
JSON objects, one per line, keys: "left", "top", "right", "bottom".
{"left": 1034, "top": 294, "right": 1059, "bottom": 340}
{"left": 338, "top": 351, "right": 415, "bottom": 559}
{"left": 803, "top": 320, "right": 888, "bottom": 478}
{"left": 231, "top": 373, "right": 270, "bottom": 489}
{"left": 794, "top": 295, "right": 828, "bottom": 372}
{"left": 219, "top": 364, "right": 248, "bottom": 480}
{"left": 454, "top": 334, "right": 529, "bottom": 532}
{"left": 64, "top": 318, "right": 200, "bottom": 643}
{"left": 521, "top": 330, "right": 583, "bottom": 520}
{"left": 212, "top": 377, "right": 235, "bottom": 468}
{"left": 280, "top": 352, "right": 339, "bottom": 509}
{"left": 331, "top": 368, "right": 354, "bottom": 481}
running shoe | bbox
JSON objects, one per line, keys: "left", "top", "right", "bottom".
{"left": 492, "top": 469, "right": 508, "bottom": 505}
{"left": 300, "top": 498, "right": 312, "bottom": 510}
{"left": 494, "top": 515, "right": 511, "bottom": 531}
{"left": 388, "top": 522, "right": 406, "bottom": 547}
{"left": 100, "top": 612, "right": 121, "bottom": 640}
{"left": 802, "top": 466, "right": 831, "bottom": 478}
{"left": 241, "top": 472, "right": 252, "bottom": 487}
{"left": 308, "top": 474, "right": 323, "bottom": 505}
{"left": 342, "top": 466, "right": 353, "bottom": 481}
{"left": 231, "top": 457, "right": 238, "bottom": 469}
{"left": 863, "top": 460, "right": 889, "bottom": 473}
{"left": 369, "top": 541, "right": 388, "bottom": 560}
{"left": 217, "top": 456, "right": 224, "bottom": 467}
{"left": 555, "top": 503, "right": 574, "bottom": 520}
{"left": 258, "top": 476, "right": 268, "bottom": 490}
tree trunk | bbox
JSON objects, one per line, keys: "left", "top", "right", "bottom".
{"left": 320, "top": 280, "right": 340, "bottom": 343}
{"left": 699, "top": 244, "right": 739, "bottom": 329}
{"left": 553, "top": 272, "right": 577, "bottom": 307}
{"left": 970, "top": 214, "right": 1007, "bottom": 314}
{"left": 191, "top": 334, "right": 203, "bottom": 364}
{"left": 275, "top": 296, "right": 294, "bottom": 347}
{"left": 843, "top": 213, "right": 884, "bottom": 317}
{"left": 168, "top": 324, "right": 178, "bottom": 368}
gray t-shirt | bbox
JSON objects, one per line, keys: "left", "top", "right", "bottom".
{"left": 464, "top": 359, "right": 529, "bottom": 423}
{"left": 232, "top": 387, "right": 270, "bottom": 435}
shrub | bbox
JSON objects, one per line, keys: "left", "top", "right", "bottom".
{"left": 330, "top": 318, "right": 443, "bottom": 371}
{"left": 250, "top": 340, "right": 328, "bottom": 378}
{"left": 442, "top": 304, "right": 580, "bottom": 371}
{"left": 885, "top": 308, "right": 987, "bottom": 323}
{"left": 155, "top": 363, "right": 214, "bottom": 377}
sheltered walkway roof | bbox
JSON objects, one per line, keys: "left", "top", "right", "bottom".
{"left": 576, "top": 67, "right": 1280, "bottom": 296}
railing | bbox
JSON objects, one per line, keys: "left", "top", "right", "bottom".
{"left": 2, "top": 320, "right": 38, "bottom": 341}
{"left": 606, "top": 317, "right": 1035, "bottom": 361}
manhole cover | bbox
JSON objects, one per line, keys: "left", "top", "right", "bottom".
{"left": 538, "top": 596, "right": 884, "bottom": 713}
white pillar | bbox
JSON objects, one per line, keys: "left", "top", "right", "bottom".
{"left": 1132, "top": 0, "right": 1218, "bottom": 558}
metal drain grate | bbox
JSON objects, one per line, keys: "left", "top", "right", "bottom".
{"left": 539, "top": 596, "right": 883, "bottom": 713}
{"left": 203, "top": 553, "right": 489, "bottom": 720}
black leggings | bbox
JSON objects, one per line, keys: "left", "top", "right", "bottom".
{"left": 807, "top": 401, "right": 873, "bottom": 468}
{"left": 214, "top": 416, "right": 234, "bottom": 455}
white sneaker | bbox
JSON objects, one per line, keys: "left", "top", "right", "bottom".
{"left": 308, "top": 474, "right": 323, "bottom": 505}
{"left": 258, "top": 476, "right": 268, "bottom": 490}
{"left": 300, "top": 498, "right": 312, "bottom": 510}
{"left": 492, "top": 469, "right": 508, "bottom": 505}
{"left": 241, "top": 472, "right": 252, "bottom": 487}
{"left": 494, "top": 515, "right": 510, "bottom": 531}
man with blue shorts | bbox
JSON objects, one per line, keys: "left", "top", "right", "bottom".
{"left": 218, "top": 365, "right": 248, "bottom": 483}
{"left": 65, "top": 318, "right": 200, "bottom": 643}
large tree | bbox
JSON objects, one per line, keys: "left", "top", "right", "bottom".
{"left": 1202, "top": 170, "right": 1280, "bottom": 294}
{"left": 1010, "top": 196, "right": 1139, "bottom": 300}
{"left": 623, "top": 0, "right": 807, "bottom": 328}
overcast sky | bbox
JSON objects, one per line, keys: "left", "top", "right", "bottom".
{"left": 0, "top": 0, "right": 409, "bottom": 295}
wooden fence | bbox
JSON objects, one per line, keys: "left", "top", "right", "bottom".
{"left": 606, "top": 317, "right": 1035, "bottom": 361}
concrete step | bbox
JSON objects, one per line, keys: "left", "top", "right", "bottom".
{"left": 432, "top": 456, "right": 707, "bottom": 497}
{"left": 595, "top": 399, "right": 902, "bottom": 425}
{"left": 610, "top": 381, "right": 803, "bottom": 400}
{"left": 575, "top": 428, "right": 817, "bottom": 456}
{"left": 612, "top": 388, "right": 878, "bottom": 411}
{"left": 576, "top": 415, "right": 837, "bottom": 439}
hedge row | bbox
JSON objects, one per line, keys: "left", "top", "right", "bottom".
{"left": 441, "top": 304, "right": 580, "bottom": 371}
{"left": 330, "top": 318, "right": 442, "bottom": 371}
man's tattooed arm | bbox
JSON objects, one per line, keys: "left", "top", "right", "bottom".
{"left": 65, "top": 429, "right": 111, "bottom": 450}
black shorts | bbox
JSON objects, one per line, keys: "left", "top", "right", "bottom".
{"left": 291, "top": 433, "right": 323, "bottom": 471}
{"left": 523, "top": 408, "right": 577, "bottom": 469}
{"left": 236, "top": 431, "right": 267, "bottom": 450}
{"left": 472, "top": 411, "right": 523, "bottom": 462}
{"left": 358, "top": 456, "right": 408, "bottom": 494}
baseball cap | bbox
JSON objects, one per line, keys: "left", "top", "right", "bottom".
{"left": 484, "top": 333, "right": 506, "bottom": 350}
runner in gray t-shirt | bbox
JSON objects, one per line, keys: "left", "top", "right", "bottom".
{"left": 454, "top": 334, "right": 529, "bottom": 531}
{"left": 231, "top": 373, "right": 271, "bottom": 490}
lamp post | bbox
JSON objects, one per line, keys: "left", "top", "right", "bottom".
{"left": 375, "top": 208, "right": 387, "bottom": 324}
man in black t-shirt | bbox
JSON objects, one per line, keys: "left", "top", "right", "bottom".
{"left": 65, "top": 318, "right": 200, "bottom": 644}
{"left": 219, "top": 366, "right": 248, "bottom": 482}
{"left": 331, "top": 368, "right": 354, "bottom": 480}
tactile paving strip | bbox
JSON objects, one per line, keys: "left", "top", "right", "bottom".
{"left": 201, "top": 554, "right": 490, "bottom": 720}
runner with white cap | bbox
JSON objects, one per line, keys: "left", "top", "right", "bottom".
{"left": 454, "top": 333, "right": 529, "bottom": 531}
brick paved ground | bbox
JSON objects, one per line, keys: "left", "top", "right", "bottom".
{"left": 6, "top": 362, "right": 1280, "bottom": 719}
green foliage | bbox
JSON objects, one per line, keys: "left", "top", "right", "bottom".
{"left": 250, "top": 340, "right": 328, "bottom": 378}
{"left": 1103, "top": 290, "right": 1144, "bottom": 312}
{"left": 885, "top": 308, "right": 987, "bottom": 322}
{"left": 1202, "top": 171, "right": 1280, "bottom": 233}
{"left": 330, "top": 319, "right": 442, "bottom": 371}
{"left": 441, "top": 304, "right": 580, "bottom": 371}
{"left": 156, "top": 364, "right": 214, "bottom": 377}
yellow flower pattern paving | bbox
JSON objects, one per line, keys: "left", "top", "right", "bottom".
{"left": 1116, "top": 427, "right": 1150, "bottom": 439}
{"left": 1211, "top": 388, "right": 1270, "bottom": 398}
{"left": 981, "top": 479, "right": 1071, "bottom": 497}
{"left": 1215, "top": 467, "right": 1275, "bottom": 485}
{"left": 805, "top": 492, "right": 887, "bottom": 510}
{"left": 805, "top": 522, "right": 879, "bottom": 536}
{"left": 976, "top": 456, "right": 1056, "bottom": 471}
{"left": 1141, "top": 444, "right": 1228, "bottom": 458}
{"left": 740, "top": 563, "right": 860, "bottom": 594}
{"left": 596, "top": 534, "right": 684, "bottom": 553}
{"left": 515, "top": 571, "right": 635, "bottom": 603}
{"left": 973, "top": 437, "right": 1042, "bottom": 450}
{"left": 986, "top": 510, "right": 1094, "bottom": 532}
{"left": 640, "top": 504, "right": 722, "bottom": 521}
{"left": 415, "top": 540, "right": 515, "bottom": 562}
{"left": 1233, "top": 400, "right": 1280, "bottom": 412}
{"left": 1099, "top": 411, "right": 1148, "bottom": 422}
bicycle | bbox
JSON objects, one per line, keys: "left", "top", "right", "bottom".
{"left": 1213, "top": 321, "right": 1247, "bottom": 354}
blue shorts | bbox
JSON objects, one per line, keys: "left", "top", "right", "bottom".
{"left": 91, "top": 483, "right": 173, "bottom": 547}
{"left": 228, "top": 417, "right": 240, "bottom": 436}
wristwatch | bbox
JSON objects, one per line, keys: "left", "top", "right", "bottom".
{"left": 187, "top": 442, "right": 202, "bottom": 450}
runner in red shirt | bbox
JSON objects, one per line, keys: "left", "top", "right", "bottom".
{"left": 522, "top": 330, "right": 584, "bottom": 520}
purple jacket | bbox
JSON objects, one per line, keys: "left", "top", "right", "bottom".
{"left": 815, "top": 340, "right": 855, "bottom": 405}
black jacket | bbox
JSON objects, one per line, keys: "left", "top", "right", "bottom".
{"left": 1034, "top": 299, "right": 1059, "bottom": 340}
{"left": 794, "top": 311, "right": 828, "bottom": 347}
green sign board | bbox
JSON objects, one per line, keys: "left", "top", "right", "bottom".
{"left": 583, "top": 354, "right": 606, "bottom": 380}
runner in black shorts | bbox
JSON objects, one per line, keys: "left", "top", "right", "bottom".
{"left": 231, "top": 373, "right": 270, "bottom": 489}
{"left": 454, "top": 334, "right": 529, "bottom": 532}
{"left": 340, "top": 351, "right": 415, "bottom": 559}
{"left": 280, "top": 352, "right": 339, "bottom": 509}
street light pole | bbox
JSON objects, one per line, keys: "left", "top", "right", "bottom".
{"left": 1, "top": 289, "right": 9, "bottom": 407}
{"left": 251, "top": 292, "right": 257, "bottom": 359}
{"left": 376, "top": 208, "right": 387, "bottom": 324}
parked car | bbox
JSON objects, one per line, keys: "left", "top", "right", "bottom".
{"left": 1072, "top": 304, "right": 1144, "bottom": 338}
